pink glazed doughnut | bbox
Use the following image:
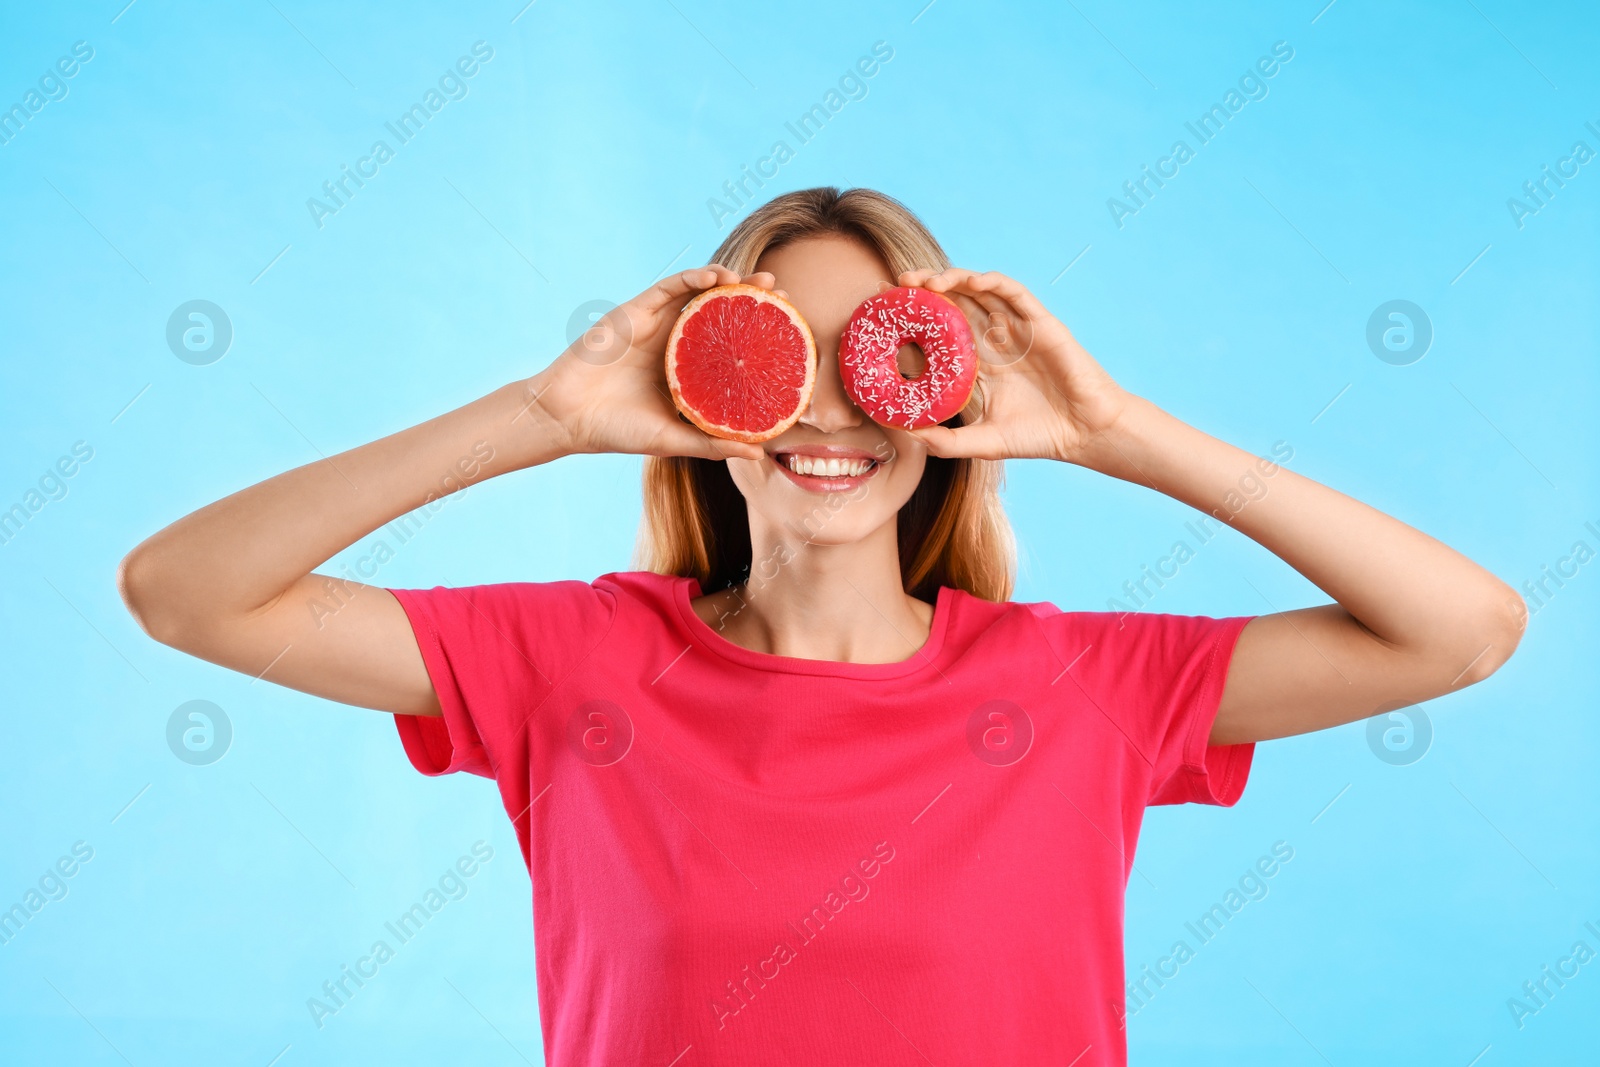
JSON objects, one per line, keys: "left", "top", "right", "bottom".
{"left": 838, "top": 286, "right": 977, "bottom": 429}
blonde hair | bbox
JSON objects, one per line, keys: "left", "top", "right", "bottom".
{"left": 634, "top": 186, "right": 1015, "bottom": 604}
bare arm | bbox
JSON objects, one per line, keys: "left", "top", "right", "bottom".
{"left": 1077, "top": 396, "right": 1525, "bottom": 744}
{"left": 901, "top": 267, "right": 1525, "bottom": 745}
{"left": 117, "top": 267, "right": 768, "bottom": 716}
{"left": 118, "top": 381, "right": 555, "bottom": 716}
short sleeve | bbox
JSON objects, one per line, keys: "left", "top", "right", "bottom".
{"left": 1035, "top": 607, "right": 1257, "bottom": 807}
{"left": 386, "top": 580, "right": 616, "bottom": 779}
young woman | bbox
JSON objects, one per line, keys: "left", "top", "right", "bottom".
{"left": 118, "top": 187, "right": 1523, "bottom": 1065}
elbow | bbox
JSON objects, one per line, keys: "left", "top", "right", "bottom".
{"left": 117, "top": 543, "right": 186, "bottom": 648}
{"left": 1452, "top": 582, "right": 1527, "bottom": 687}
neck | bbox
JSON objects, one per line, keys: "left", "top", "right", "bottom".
{"left": 704, "top": 515, "right": 936, "bottom": 664}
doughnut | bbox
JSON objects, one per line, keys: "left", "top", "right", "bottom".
{"left": 838, "top": 286, "right": 976, "bottom": 429}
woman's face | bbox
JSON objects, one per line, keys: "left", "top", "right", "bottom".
{"left": 724, "top": 234, "right": 928, "bottom": 548}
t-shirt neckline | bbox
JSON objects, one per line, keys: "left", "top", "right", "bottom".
{"left": 670, "top": 574, "right": 958, "bottom": 680}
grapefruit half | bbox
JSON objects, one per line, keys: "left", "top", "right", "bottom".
{"left": 665, "top": 284, "right": 817, "bottom": 444}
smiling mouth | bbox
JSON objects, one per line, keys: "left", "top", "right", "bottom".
{"left": 770, "top": 447, "right": 886, "bottom": 493}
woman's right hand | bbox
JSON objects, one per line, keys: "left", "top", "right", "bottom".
{"left": 523, "top": 266, "right": 773, "bottom": 463}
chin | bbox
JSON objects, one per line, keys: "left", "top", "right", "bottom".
{"left": 777, "top": 506, "right": 896, "bottom": 546}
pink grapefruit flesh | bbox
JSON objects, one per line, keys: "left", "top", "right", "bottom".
{"left": 666, "top": 284, "right": 817, "bottom": 444}
{"left": 838, "top": 286, "right": 976, "bottom": 429}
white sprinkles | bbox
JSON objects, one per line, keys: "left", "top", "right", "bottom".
{"left": 839, "top": 287, "right": 973, "bottom": 427}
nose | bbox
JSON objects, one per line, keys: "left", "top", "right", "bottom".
{"left": 798, "top": 343, "right": 864, "bottom": 434}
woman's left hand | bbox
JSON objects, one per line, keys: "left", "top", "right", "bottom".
{"left": 897, "top": 268, "right": 1134, "bottom": 465}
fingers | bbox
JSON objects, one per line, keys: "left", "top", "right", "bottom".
{"left": 918, "top": 267, "right": 994, "bottom": 295}
{"left": 640, "top": 265, "right": 743, "bottom": 313}
{"left": 901, "top": 270, "right": 1017, "bottom": 334}
{"left": 899, "top": 267, "right": 977, "bottom": 291}
{"left": 639, "top": 266, "right": 783, "bottom": 315}
{"left": 910, "top": 421, "right": 1009, "bottom": 460}
{"left": 899, "top": 268, "right": 1053, "bottom": 322}
{"left": 702, "top": 436, "right": 766, "bottom": 463}
{"left": 922, "top": 288, "right": 1031, "bottom": 366}
{"left": 966, "top": 271, "right": 1053, "bottom": 323}
{"left": 939, "top": 288, "right": 1005, "bottom": 325}
{"left": 652, "top": 422, "right": 765, "bottom": 463}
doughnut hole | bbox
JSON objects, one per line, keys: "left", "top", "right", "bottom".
{"left": 895, "top": 342, "right": 927, "bottom": 379}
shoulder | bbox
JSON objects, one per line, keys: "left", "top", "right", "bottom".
{"left": 947, "top": 588, "right": 1116, "bottom": 641}
{"left": 956, "top": 591, "right": 1248, "bottom": 672}
{"left": 387, "top": 571, "right": 698, "bottom": 682}
{"left": 1003, "top": 593, "right": 1237, "bottom": 637}
{"left": 591, "top": 569, "right": 694, "bottom": 607}
{"left": 390, "top": 570, "right": 696, "bottom": 630}
{"left": 390, "top": 574, "right": 620, "bottom": 623}
{"left": 387, "top": 573, "right": 645, "bottom": 665}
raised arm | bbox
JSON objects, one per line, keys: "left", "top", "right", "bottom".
{"left": 116, "top": 267, "right": 767, "bottom": 717}
{"left": 1070, "top": 399, "right": 1524, "bottom": 744}
{"left": 901, "top": 267, "right": 1525, "bottom": 745}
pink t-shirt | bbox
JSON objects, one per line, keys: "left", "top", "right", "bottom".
{"left": 390, "top": 570, "right": 1255, "bottom": 1066}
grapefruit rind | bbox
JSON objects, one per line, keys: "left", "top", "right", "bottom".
{"left": 665, "top": 283, "right": 818, "bottom": 445}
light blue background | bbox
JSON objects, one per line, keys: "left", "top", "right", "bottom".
{"left": 2, "top": 0, "right": 1595, "bottom": 1063}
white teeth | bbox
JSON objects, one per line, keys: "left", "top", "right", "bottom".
{"left": 784, "top": 455, "right": 872, "bottom": 478}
